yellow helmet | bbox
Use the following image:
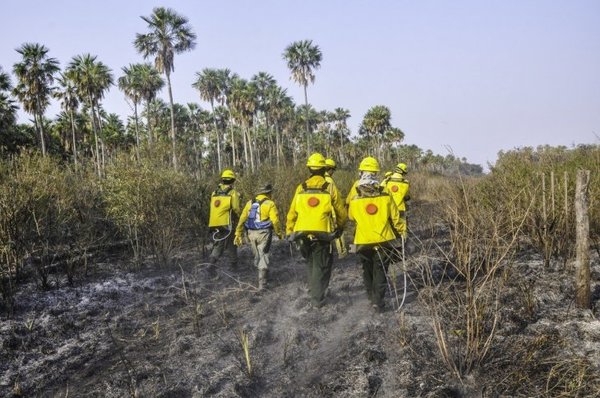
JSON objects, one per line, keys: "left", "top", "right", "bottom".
{"left": 358, "top": 156, "right": 380, "bottom": 172}
{"left": 395, "top": 163, "right": 407, "bottom": 174}
{"left": 221, "top": 169, "right": 236, "bottom": 179}
{"left": 325, "top": 158, "right": 336, "bottom": 169}
{"left": 306, "top": 153, "right": 326, "bottom": 169}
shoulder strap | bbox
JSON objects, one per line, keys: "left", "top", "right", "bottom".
{"left": 215, "top": 184, "right": 233, "bottom": 196}
{"left": 253, "top": 197, "right": 267, "bottom": 205}
{"left": 301, "top": 181, "right": 330, "bottom": 193}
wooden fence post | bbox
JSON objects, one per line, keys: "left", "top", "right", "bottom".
{"left": 575, "top": 169, "right": 591, "bottom": 309}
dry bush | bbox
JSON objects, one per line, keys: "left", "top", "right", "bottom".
{"left": 486, "top": 145, "right": 600, "bottom": 266}
{"left": 409, "top": 170, "right": 456, "bottom": 204}
{"left": 492, "top": 332, "right": 600, "bottom": 397}
{"left": 419, "top": 176, "right": 531, "bottom": 380}
{"left": 0, "top": 153, "right": 112, "bottom": 313}
{"left": 0, "top": 153, "right": 84, "bottom": 292}
{"left": 103, "top": 151, "right": 206, "bottom": 267}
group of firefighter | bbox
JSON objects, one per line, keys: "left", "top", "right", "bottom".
{"left": 207, "top": 153, "right": 410, "bottom": 312}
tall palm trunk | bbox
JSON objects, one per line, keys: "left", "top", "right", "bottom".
{"left": 88, "top": 94, "right": 101, "bottom": 176}
{"left": 275, "top": 121, "right": 282, "bottom": 167}
{"left": 248, "top": 123, "right": 258, "bottom": 172}
{"left": 145, "top": 99, "right": 153, "bottom": 145}
{"left": 69, "top": 108, "right": 78, "bottom": 169}
{"left": 133, "top": 102, "right": 140, "bottom": 161}
{"left": 97, "top": 110, "right": 106, "bottom": 173}
{"left": 35, "top": 100, "right": 46, "bottom": 156}
{"left": 303, "top": 84, "right": 310, "bottom": 155}
{"left": 265, "top": 113, "right": 274, "bottom": 166}
{"left": 210, "top": 101, "right": 222, "bottom": 171}
{"left": 339, "top": 128, "right": 344, "bottom": 164}
{"left": 242, "top": 123, "right": 249, "bottom": 169}
{"left": 228, "top": 114, "right": 236, "bottom": 167}
{"left": 165, "top": 71, "right": 177, "bottom": 170}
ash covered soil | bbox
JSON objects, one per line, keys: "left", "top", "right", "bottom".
{"left": 1, "top": 230, "right": 600, "bottom": 397}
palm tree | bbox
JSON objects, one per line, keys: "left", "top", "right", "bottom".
{"left": 229, "top": 77, "right": 258, "bottom": 171}
{"left": 251, "top": 72, "right": 277, "bottom": 161}
{"left": 360, "top": 105, "right": 391, "bottom": 158}
{"left": 135, "top": 7, "right": 196, "bottom": 170}
{"left": 333, "top": 107, "right": 351, "bottom": 163}
{"left": 214, "top": 69, "right": 238, "bottom": 166}
{"left": 54, "top": 71, "right": 80, "bottom": 167}
{"left": 66, "top": 54, "right": 113, "bottom": 174}
{"left": 193, "top": 68, "right": 224, "bottom": 170}
{"left": 0, "top": 67, "right": 19, "bottom": 154}
{"left": 118, "top": 64, "right": 144, "bottom": 158}
{"left": 12, "top": 43, "right": 60, "bottom": 156}
{"left": 265, "top": 84, "right": 293, "bottom": 166}
{"left": 385, "top": 127, "right": 405, "bottom": 162}
{"left": 185, "top": 102, "right": 204, "bottom": 170}
{"left": 136, "top": 63, "right": 165, "bottom": 144}
{"left": 282, "top": 40, "right": 322, "bottom": 154}
{"left": 0, "top": 67, "right": 17, "bottom": 126}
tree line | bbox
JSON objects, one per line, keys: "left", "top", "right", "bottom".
{"left": 0, "top": 7, "right": 482, "bottom": 176}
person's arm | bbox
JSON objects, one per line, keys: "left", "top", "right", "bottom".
{"left": 268, "top": 201, "right": 284, "bottom": 238}
{"left": 231, "top": 189, "right": 242, "bottom": 217}
{"left": 389, "top": 198, "right": 406, "bottom": 238}
{"left": 235, "top": 201, "right": 251, "bottom": 239}
{"left": 345, "top": 181, "right": 358, "bottom": 206}
{"left": 285, "top": 185, "right": 301, "bottom": 236}
{"left": 330, "top": 184, "right": 348, "bottom": 229}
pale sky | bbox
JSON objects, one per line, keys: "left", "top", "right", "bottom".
{"left": 2, "top": 0, "right": 599, "bottom": 168}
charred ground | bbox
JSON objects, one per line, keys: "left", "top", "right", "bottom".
{"left": 1, "top": 224, "right": 599, "bottom": 397}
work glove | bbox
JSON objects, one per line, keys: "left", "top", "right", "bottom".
{"left": 333, "top": 228, "right": 343, "bottom": 239}
{"left": 233, "top": 235, "right": 243, "bottom": 246}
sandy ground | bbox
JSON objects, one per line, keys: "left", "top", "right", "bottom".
{"left": 1, "top": 231, "right": 599, "bottom": 397}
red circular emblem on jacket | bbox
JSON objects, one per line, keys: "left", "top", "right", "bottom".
{"left": 308, "top": 197, "right": 320, "bottom": 207}
{"left": 391, "top": 185, "right": 399, "bottom": 192}
{"left": 366, "top": 203, "right": 378, "bottom": 214}
{"left": 214, "top": 199, "right": 221, "bottom": 207}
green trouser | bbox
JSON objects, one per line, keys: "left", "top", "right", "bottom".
{"left": 298, "top": 238, "right": 334, "bottom": 307}
{"left": 209, "top": 230, "right": 238, "bottom": 266}
{"left": 357, "top": 246, "right": 390, "bottom": 308}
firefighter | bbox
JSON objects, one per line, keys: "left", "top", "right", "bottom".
{"left": 348, "top": 158, "right": 406, "bottom": 312}
{"left": 286, "top": 153, "right": 347, "bottom": 308}
{"left": 324, "top": 158, "right": 337, "bottom": 186}
{"left": 207, "top": 169, "right": 241, "bottom": 277}
{"left": 345, "top": 156, "right": 381, "bottom": 206}
{"left": 234, "top": 184, "right": 283, "bottom": 290}
{"left": 382, "top": 162, "right": 410, "bottom": 225}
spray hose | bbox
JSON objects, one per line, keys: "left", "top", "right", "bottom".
{"left": 212, "top": 210, "right": 233, "bottom": 242}
{"left": 376, "top": 236, "right": 408, "bottom": 311}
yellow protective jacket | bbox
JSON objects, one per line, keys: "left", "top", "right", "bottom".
{"left": 349, "top": 190, "right": 406, "bottom": 244}
{"left": 324, "top": 174, "right": 336, "bottom": 188}
{"left": 345, "top": 180, "right": 359, "bottom": 206}
{"left": 208, "top": 183, "right": 241, "bottom": 228}
{"left": 286, "top": 175, "right": 347, "bottom": 236}
{"left": 382, "top": 173, "right": 410, "bottom": 212}
{"left": 235, "top": 194, "right": 283, "bottom": 239}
